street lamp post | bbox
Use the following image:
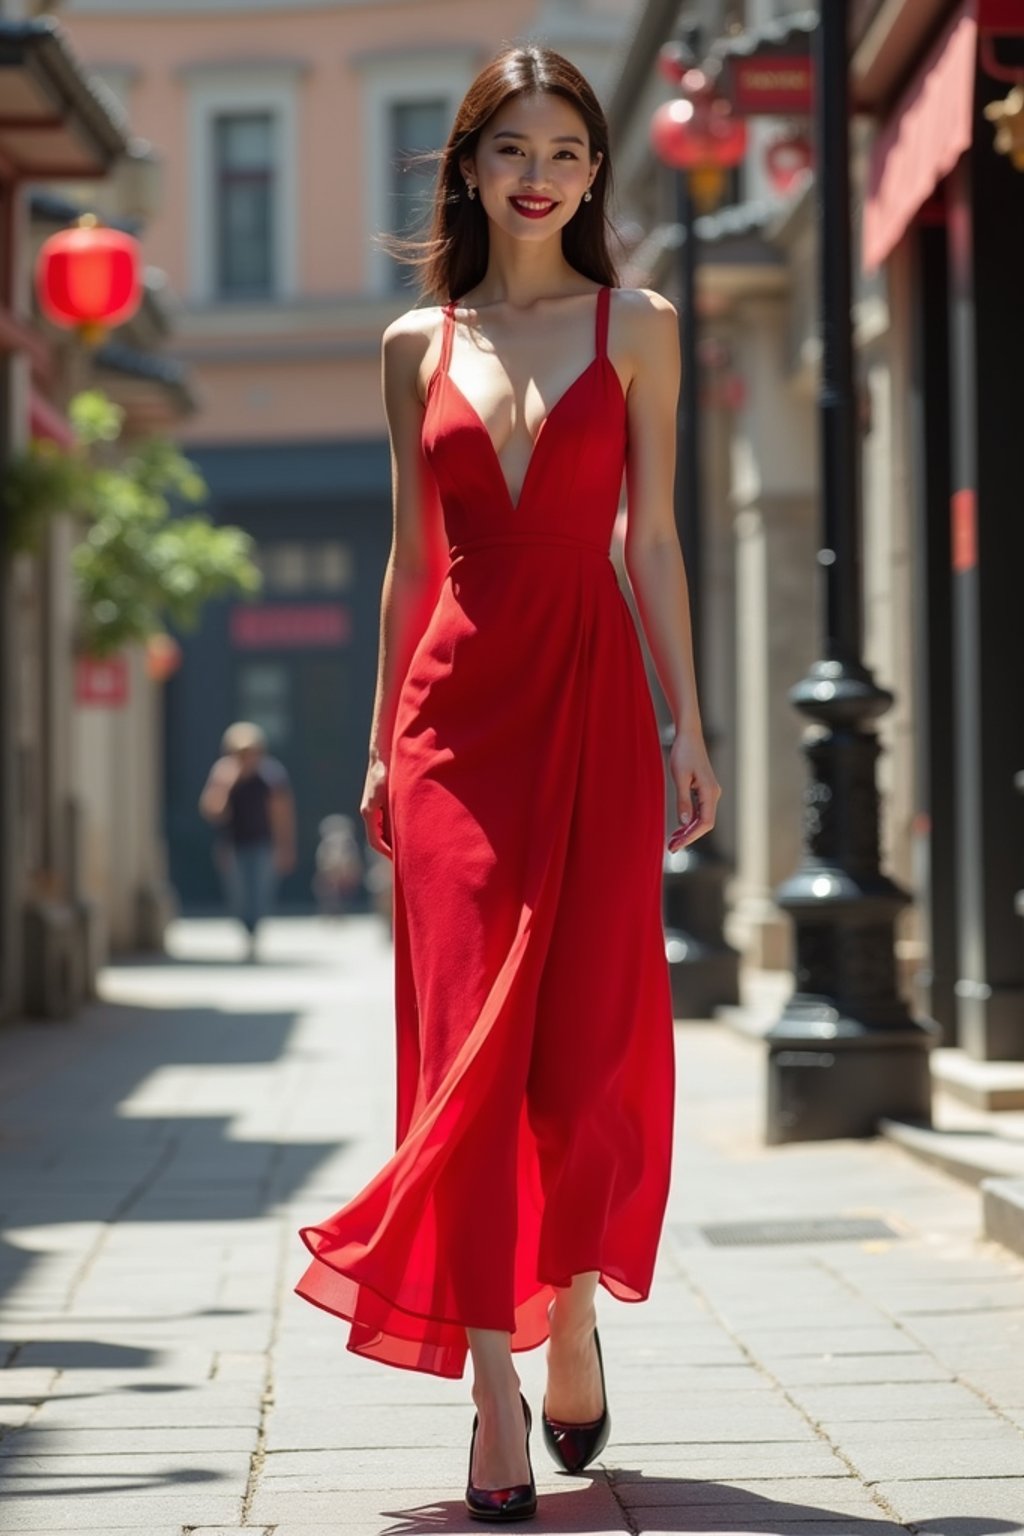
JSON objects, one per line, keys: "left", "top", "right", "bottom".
{"left": 763, "top": 0, "right": 936, "bottom": 1142}
{"left": 650, "top": 46, "right": 742, "bottom": 1020}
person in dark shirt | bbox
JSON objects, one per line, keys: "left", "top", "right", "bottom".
{"left": 199, "top": 722, "right": 296, "bottom": 958}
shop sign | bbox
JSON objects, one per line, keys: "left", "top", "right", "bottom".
{"left": 731, "top": 56, "right": 813, "bottom": 115}
{"left": 230, "top": 603, "right": 352, "bottom": 649}
{"left": 76, "top": 654, "right": 129, "bottom": 707}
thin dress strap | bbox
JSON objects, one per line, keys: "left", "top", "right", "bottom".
{"left": 595, "top": 284, "right": 610, "bottom": 360}
{"left": 438, "top": 300, "right": 456, "bottom": 376}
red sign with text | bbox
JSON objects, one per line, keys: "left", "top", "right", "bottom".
{"left": 76, "top": 654, "right": 129, "bottom": 707}
{"left": 230, "top": 603, "right": 351, "bottom": 649}
{"left": 732, "top": 56, "right": 813, "bottom": 115}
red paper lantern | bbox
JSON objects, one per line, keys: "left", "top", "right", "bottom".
{"left": 36, "top": 214, "right": 143, "bottom": 343}
{"left": 144, "top": 632, "right": 183, "bottom": 683}
{"left": 650, "top": 97, "right": 748, "bottom": 173}
{"left": 656, "top": 40, "right": 689, "bottom": 87}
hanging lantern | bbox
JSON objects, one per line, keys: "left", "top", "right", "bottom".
{"left": 36, "top": 213, "right": 143, "bottom": 345}
{"left": 144, "top": 631, "right": 183, "bottom": 684}
{"left": 657, "top": 40, "right": 689, "bottom": 87}
{"left": 764, "top": 130, "right": 814, "bottom": 193}
{"left": 650, "top": 94, "right": 747, "bottom": 213}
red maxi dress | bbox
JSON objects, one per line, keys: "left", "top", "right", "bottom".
{"left": 296, "top": 284, "right": 675, "bottom": 1378}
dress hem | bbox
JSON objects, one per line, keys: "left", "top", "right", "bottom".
{"left": 295, "top": 1230, "right": 652, "bottom": 1380}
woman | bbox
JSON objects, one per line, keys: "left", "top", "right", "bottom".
{"left": 295, "top": 43, "right": 720, "bottom": 1522}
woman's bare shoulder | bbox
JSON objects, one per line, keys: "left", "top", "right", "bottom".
{"left": 608, "top": 288, "right": 678, "bottom": 397}
{"left": 381, "top": 305, "right": 448, "bottom": 402}
{"left": 382, "top": 304, "right": 447, "bottom": 347}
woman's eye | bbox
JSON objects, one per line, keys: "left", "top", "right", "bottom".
{"left": 496, "top": 146, "right": 578, "bottom": 159}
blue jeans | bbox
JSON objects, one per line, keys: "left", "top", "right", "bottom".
{"left": 220, "top": 841, "right": 277, "bottom": 935}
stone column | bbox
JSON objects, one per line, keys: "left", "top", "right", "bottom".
{"left": 726, "top": 296, "right": 818, "bottom": 970}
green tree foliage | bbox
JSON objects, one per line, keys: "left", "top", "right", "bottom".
{"left": 2, "top": 390, "right": 261, "bottom": 657}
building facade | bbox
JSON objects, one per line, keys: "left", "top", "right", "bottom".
{"left": 60, "top": 0, "right": 639, "bottom": 908}
{"left": 0, "top": 0, "right": 191, "bottom": 1020}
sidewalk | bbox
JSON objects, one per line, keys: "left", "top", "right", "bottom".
{"left": 1, "top": 915, "right": 1023, "bottom": 1536}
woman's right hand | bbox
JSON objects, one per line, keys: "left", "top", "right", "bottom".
{"left": 361, "top": 753, "right": 392, "bottom": 859}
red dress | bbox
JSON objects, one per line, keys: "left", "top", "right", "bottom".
{"left": 296, "top": 284, "right": 675, "bottom": 1378}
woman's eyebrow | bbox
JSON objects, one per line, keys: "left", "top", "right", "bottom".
{"left": 491, "top": 130, "right": 585, "bottom": 146}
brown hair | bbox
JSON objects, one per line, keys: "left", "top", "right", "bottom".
{"left": 378, "top": 43, "right": 618, "bottom": 303}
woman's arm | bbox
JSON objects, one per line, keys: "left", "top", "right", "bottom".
{"left": 198, "top": 756, "right": 238, "bottom": 822}
{"left": 619, "top": 288, "right": 721, "bottom": 849}
{"left": 361, "top": 312, "right": 446, "bottom": 855}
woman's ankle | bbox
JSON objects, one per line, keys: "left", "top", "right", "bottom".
{"left": 471, "top": 1366, "right": 521, "bottom": 1412}
{"left": 548, "top": 1294, "right": 597, "bottom": 1344}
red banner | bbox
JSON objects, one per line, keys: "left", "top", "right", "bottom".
{"left": 76, "top": 654, "right": 129, "bottom": 707}
{"left": 731, "top": 56, "right": 813, "bottom": 115}
{"left": 951, "top": 489, "right": 977, "bottom": 573}
{"left": 230, "top": 603, "right": 351, "bottom": 649}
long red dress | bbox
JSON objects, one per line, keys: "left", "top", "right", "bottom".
{"left": 296, "top": 284, "right": 675, "bottom": 1378}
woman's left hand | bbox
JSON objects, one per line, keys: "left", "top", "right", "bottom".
{"left": 668, "top": 727, "right": 721, "bottom": 851}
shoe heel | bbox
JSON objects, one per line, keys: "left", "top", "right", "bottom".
{"left": 465, "top": 1391, "right": 537, "bottom": 1522}
{"left": 541, "top": 1326, "right": 610, "bottom": 1474}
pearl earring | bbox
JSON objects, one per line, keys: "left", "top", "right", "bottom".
{"left": 583, "top": 188, "right": 593, "bottom": 202}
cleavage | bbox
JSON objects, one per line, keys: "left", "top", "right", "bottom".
{"left": 445, "top": 314, "right": 595, "bottom": 500}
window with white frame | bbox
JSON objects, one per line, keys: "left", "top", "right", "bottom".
{"left": 357, "top": 51, "right": 473, "bottom": 295}
{"left": 184, "top": 66, "right": 299, "bottom": 304}
{"left": 213, "top": 111, "right": 276, "bottom": 298}
{"left": 387, "top": 98, "right": 448, "bottom": 289}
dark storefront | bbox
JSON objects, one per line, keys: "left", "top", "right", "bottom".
{"left": 163, "top": 438, "right": 390, "bottom": 910}
{"left": 859, "top": 0, "right": 1024, "bottom": 1059}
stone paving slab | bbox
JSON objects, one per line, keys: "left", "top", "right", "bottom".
{"left": 610, "top": 1477, "right": 895, "bottom": 1514}
{"left": 630, "top": 1520, "right": 908, "bottom": 1534}
{"left": 0, "top": 1424, "right": 258, "bottom": 1454}
{"left": 249, "top": 1482, "right": 626, "bottom": 1530}
{"left": 0, "top": 1494, "right": 244, "bottom": 1530}
{"left": 598, "top": 1444, "right": 853, "bottom": 1478}
{"left": 869, "top": 1477, "right": 1024, "bottom": 1528}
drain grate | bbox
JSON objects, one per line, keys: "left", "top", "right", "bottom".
{"left": 692, "top": 1216, "right": 901, "bottom": 1247}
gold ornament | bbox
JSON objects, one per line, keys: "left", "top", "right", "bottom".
{"left": 984, "top": 85, "right": 1024, "bottom": 172}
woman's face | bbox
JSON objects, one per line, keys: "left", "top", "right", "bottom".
{"left": 461, "top": 90, "right": 601, "bottom": 242}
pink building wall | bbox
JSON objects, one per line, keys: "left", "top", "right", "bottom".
{"left": 60, "top": 1, "right": 547, "bottom": 444}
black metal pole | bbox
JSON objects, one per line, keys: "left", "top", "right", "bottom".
{"left": 763, "top": 0, "right": 936, "bottom": 1141}
{"left": 661, "top": 163, "right": 739, "bottom": 1020}
{"left": 677, "top": 170, "right": 700, "bottom": 668}
{"left": 817, "top": 0, "right": 860, "bottom": 666}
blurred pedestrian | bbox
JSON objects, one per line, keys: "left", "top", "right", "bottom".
{"left": 312, "top": 814, "right": 364, "bottom": 917}
{"left": 199, "top": 722, "right": 296, "bottom": 958}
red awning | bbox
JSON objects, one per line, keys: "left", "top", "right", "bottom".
{"left": 862, "top": 1, "right": 978, "bottom": 272}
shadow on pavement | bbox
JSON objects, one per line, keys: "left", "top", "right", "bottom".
{"left": 0, "top": 989, "right": 348, "bottom": 1388}
{"left": 380, "top": 1475, "right": 1024, "bottom": 1535}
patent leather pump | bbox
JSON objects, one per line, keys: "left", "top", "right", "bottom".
{"left": 542, "top": 1326, "right": 610, "bottom": 1474}
{"left": 465, "top": 1391, "right": 537, "bottom": 1522}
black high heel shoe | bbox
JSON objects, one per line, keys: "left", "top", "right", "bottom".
{"left": 541, "top": 1326, "right": 610, "bottom": 1474}
{"left": 465, "top": 1390, "right": 537, "bottom": 1522}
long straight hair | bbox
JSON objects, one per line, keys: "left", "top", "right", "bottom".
{"left": 378, "top": 44, "right": 619, "bottom": 303}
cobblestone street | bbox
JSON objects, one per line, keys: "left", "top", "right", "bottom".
{"left": 1, "top": 916, "right": 1023, "bottom": 1534}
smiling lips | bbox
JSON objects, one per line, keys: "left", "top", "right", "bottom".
{"left": 509, "top": 196, "right": 559, "bottom": 219}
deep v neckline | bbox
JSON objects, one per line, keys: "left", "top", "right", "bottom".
{"left": 430, "top": 287, "right": 615, "bottom": 516}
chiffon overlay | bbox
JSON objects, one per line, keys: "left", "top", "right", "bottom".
{"left": 296, "top": 285, "right": 676, "bottom": 1378}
